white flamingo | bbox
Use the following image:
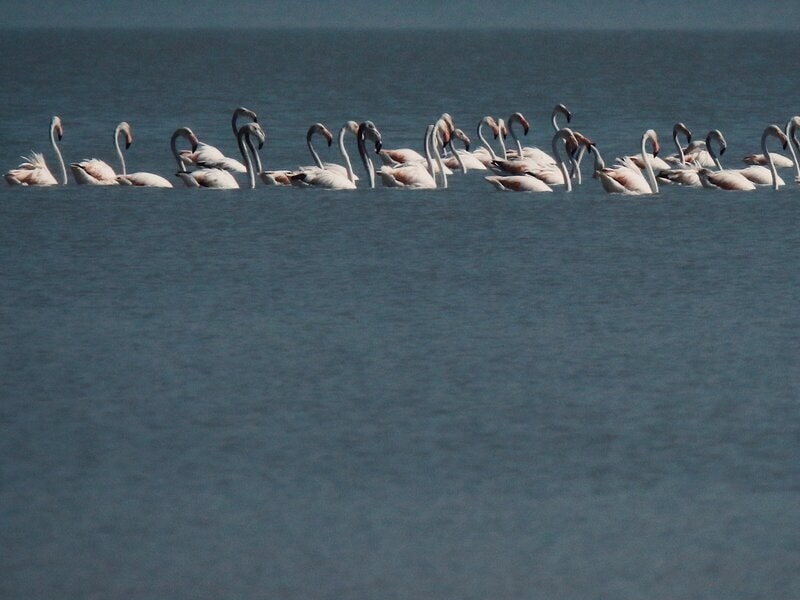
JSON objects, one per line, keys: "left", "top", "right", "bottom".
{"left": 288, "top": 123, "right": 362, "bottom": 190}
{"left": 71, "top": 121, "right": 135, "bottom": 185}
{"left": 179, "top": 106, "right": 257, "bottom": 173}
{"left": 172, "top": 126, "right": 239, "bottom": 189}
{"left": 737, "top": 126, "right": 789, "bottom": 187}
{"left": 5, "top": 116, "right": 67, "bottom": 186}
{"left": 592, "top": 129, "right": 661, "bottom": 195}
{"left": 485, "top": 128, "right": 578, "bottom": 193}
{"left": 260, "top": 122, "right": 334, "bottom": 186}
{"left": 100, "top": 122, "right": 173, "bottom": 188}
{"left": 470, "top": 115, "right": 505, "bottom": 167}
{"left": 658, "top": 123, "right": 707, "bottom": 186}
{"left": 442, "top": 128, "right": 477, "bottom": 173}
{"left": 379, "top": 122, "right": 447, "bottom": 189}
{"left": 378, "top": 118, "right": 454, "bottom": 178}
{"left": 697, "top": 129, "right": 756, "bottom": 191}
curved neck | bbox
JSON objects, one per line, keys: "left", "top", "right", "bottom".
{"left": 231, "top": 108, "right": 254, "bottom": 137}
{"left": 171, "top": 129, "right": 189, "bottom": 173}
{"left": 114, "top": 124, "right": 127, "bottom": 176}
{"left": 761, "top": 128, "right": 781, "bottom": 191}
{"left": 50, "top": 120, "right": 67, "bottom": 185}
{"left": 357, "top": 127, "right": 375, "bottom": 188}
{"left": 497, "top": 120, "right": 508, "bottom": 159}
{"left": 338, "top": 126, "right": 356, "bottom": 184}
{"left": 572, "top": 145, "right": 586, "bottom": 186}
{"left": 787, "top": 118, "right": 800, "bottom": 181}
{"left": 428, "top": 127, "right": 447, "bottom": 189}
{"left": 592, "top": 145, "right": 606, "bottom": 172}
{"left": 551, "top": 130, "right": 572, "bottom": 193}
{"left": 508, "top": 117, "right": 524, "bottom": 156}
{"left": 707, "top": 131, "right": 725, "bottom": 171}
{"left": 552, "top": 106, "right": 570, "bottom": 132}
{"left": 307, "top": 129, "right": 324, "bottom": 169}
{"left": 640, "top": 132, "right": 659, "bottom": 194}
{"left": 673, "top": 127, "right": 687, "bottom": 165}
{"left": 477, "top": 117, "right": 499, "bottom": 160}
{"left": 237, "top": 127, "right": 256, "bottom": 190}
{"left": 449, "top": 138, "right": 467, "bottom": 174}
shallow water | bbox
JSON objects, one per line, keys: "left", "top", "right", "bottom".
{"left": 1, "top": 29, "right": 800, "bottom": 600}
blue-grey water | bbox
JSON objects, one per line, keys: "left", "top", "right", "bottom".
{"left": 1, "top": 29, "right": 799, "bottom": 599}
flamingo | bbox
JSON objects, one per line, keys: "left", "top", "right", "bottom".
{"left": 742, "top": 123, "right": 795, "bottom": 170}
{"left": 741, "top": 125, "right": 788, "bottom": 190}
{"left": 592, "top": 129, "right": 661, "bottom": 195}
{"left": 260, "top": 122, "right": 334, "bottom": 186}
{"left": 485, "top": 128, "right": 578, "bottom": 193}
{"left": 71, "top": 121, "right": 134, "bottom": 185}
{"left": 5, "top": 116, "right": 67, "bottom": 186}
{"left": 441, "top": 128, "right": 476, "bottom": 173}
{"left": 172, "top": 126, "right": 239, "bottom": 189}
{"left": 736, "top": 126, "right": 789, "bottom": 187}
{"left": 469, "top": 116, "right": 505, "bottom": 167}
{"left": 696, "top": 129, "right": 756, "bottom": 191}
{"left": 179, "top": 106, "right": 257, "bottom": 173}
{"left": 378, "top": 118, "right": 454, "bottom": 178}
{"left": 322, "top": 121, "right": 361, "bottom": 181}
{"left": 378, "top": 121, "right": 447, "bottom": 189}
{"left": 658, "top": 123, "right": 706, "bottom": 186}
{"left": 96, "top": 122, "right": 173, "bottom": 188}
{"left": 288, "top": 123, "right": 362, "bottom": 190}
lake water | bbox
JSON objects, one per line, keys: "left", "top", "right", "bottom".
{"left": 1, "top": 29, "right": 799, "bottom": 599}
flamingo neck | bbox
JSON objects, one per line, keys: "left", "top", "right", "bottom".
{"left": 787, "top": 118, "right": 800, "bottom": 182}
{"left": 114, "top": 124, "right": 127, "bottom": 176}
{"left": 641, "top": 131, "right": 659, "bottom": 194}
{"left": 449, "top": 139, "right": 466, "bottom": 174}
{"left": 572, "top": 145, "right": 585, "bottom": 186}
{"left": 308, "top": 130, "right": 324, "bottom": 169}
{"left": 673, "top": 127, "right": 686, "bottom": 165}
{"left": 171, "top": 129, "right": 190, "bottom": 173}
{"left": 237, "top": 127, "right": 256, "bottom": 190}
{"left": 508, "top": 117, "right": 524, "bottom": 156}
{"left": 551, "top": 130, "right": 572, "bottom": 193}
{"left": 761, "top": 128, "right": 781, "bottom": 191}
{"left": 357, "top": 127, "right": 375, "bottom": 188}
{"left": 431, "top": 129, "right": 447, "bottom": 189}
{"left": 497, "top": 120, "right": 508, "bottom": 160}
{"left": 477, "top": 118, "right": 499, "bottom": 161}
{"left": 51, "top": 120, "right": 67, "bottom": 185}
{"left": 338, "top": 126, "right": 356, "bottom": 184}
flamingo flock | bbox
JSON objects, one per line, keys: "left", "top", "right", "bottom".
{"left": 5, "top": 108, "right": 800, "bottom": 194}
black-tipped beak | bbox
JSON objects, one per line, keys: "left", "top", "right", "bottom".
{"left": 374, "top": 140, "right": 382, "bottom": 153}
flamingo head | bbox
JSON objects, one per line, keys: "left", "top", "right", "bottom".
{"left": 509, "top": 112, "right": 530, "bottom": 135}
{"left": 51, "top": 116, "right": 64, "bottom": 141}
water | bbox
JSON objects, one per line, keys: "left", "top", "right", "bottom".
{"left": 1, "top": 29, "right": 800, "bottom": 599}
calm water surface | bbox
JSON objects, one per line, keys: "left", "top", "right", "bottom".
{"left": 1, "top": 29, "right": 799, "bottom": 599}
